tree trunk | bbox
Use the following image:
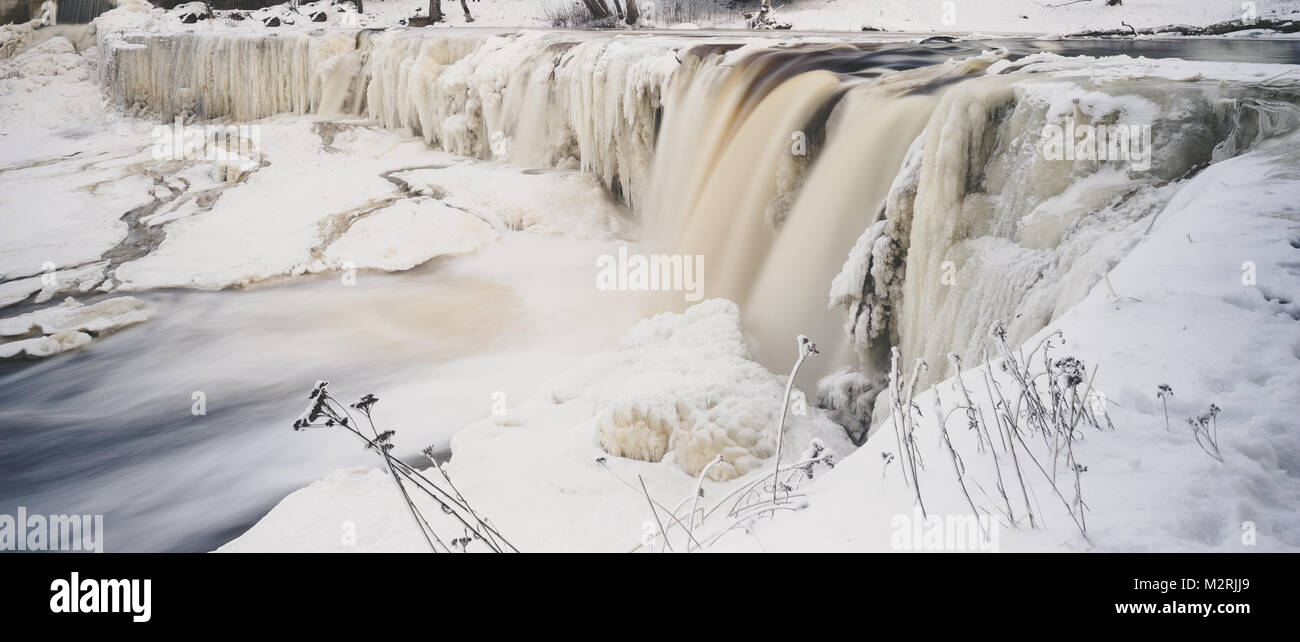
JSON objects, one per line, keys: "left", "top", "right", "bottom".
{"left": 625, "top": 0, "right": 639, "bottom": 24}
{"left": 611, "top": 0, "right": 625, "bottom": 20}
{"left": 581, "top": 0, "right": 611, "bottom": 20}
{"left": 429, "top": 0, "right": 443, "bottom": 22}
{"left": 460, "top": 0, "right": 474, "bottom": 22}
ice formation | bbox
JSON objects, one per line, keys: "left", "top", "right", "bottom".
{"left": 0, "top": 296, "right": 152, "bottom": 358}
{"left": 321, "top": 198, "right": 497, "bottom": 271}
{"left": 104, "top": 28, "right": 679, "bottom": 209}
{"left": 93, "top": 18, "right": 1300, "bottom": 421}
{"left": 556, "top": 299, "right": 847, "bottom": 481}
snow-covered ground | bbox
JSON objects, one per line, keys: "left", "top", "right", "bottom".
{"left": 11, "top": 0, "right": 1300, "bottom": 38}
{"left": 219, "top": 47, "right": 1300, "bottom": 554}
{"left": 2, "top": 1, "right": 1299, "bottom": 553}
{"left": 354, "top": 0, "right": 1300, "bottom": 36}
{"left": 227, "top": 130, "right": 1300, "bottom": 552}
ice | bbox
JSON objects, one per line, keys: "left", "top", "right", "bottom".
{"left": 0, "top": 296, "right": 152, "bottom": 359}
{"left": 223, "top": 299, "right": 854, "bottom": 551}
{"left": 720, "top": 134, "right": 1300, "bottom": 552}
{"left": 820, "top": 56, "right": 1300, "bottom": 389}
{"left": 322, "top": 198, "right": 497, "bottom": 272}
{"left": 104, "top": 28, "right": 679, "bottom": 208}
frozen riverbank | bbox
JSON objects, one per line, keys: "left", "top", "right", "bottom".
{"left": 3, "top": 11, "right": 1299, "bottom": 551}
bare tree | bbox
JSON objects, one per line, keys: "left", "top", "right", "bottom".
{"left": 429, "top": 0, "right": 443, "bottom": 22}
{"left": 460, "top": 0, "right": 474, "bottom": 22}
{"left": 625, "top": 0, "right": 639, "bottom": 24}
{"left": 581, "top": 0, "right": 612, "bottom": 20}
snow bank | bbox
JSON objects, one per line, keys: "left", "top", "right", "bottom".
{"left": 0, "top": 36, "right": 103, "bottom": 130}
{"left": 0, "top": 20, "right": 37, "bottom": 60}
{"left": 0, "top": 38, "right": 154, "bottom": 282}
{"left": 679, "top": 0, "right": 1300, "bottom": 35}
{"left": 724, "top": 132, "right": 1300, "bottom": 552}
{"left": 224, "top": 299, "right": 853, "bottom": 551}
{"left": 321, "top": 198, "right": 497, "bottom": 271}
{"left": 97, "top": 0, "right": 1298, "bottom": 35}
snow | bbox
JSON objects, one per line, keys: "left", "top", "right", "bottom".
{"left": 0, "top": 296, "right": 152, "bottom": 359}
{"left": 873, "top": 54, "right": 1300, "bottom": 387}
{"left": 106, "top": 118, "right": 627, "bottom": 290}
{"left": 0, "top": 330, "right": 93, "bottom": 359}
{"left": 762, "top": 0, "right": 1300, "bottom": 35}
{"left": 721, "top": 133, "right": 1300, "bottom": 552}
{"left": 223, "top": 299, "right": 852, "bottom": 551}
{"left": 41, "top": 0, "right": 1300, "bottom": 42}
{"left": 2, "top": 0, "right": 1298, "bottom": 553}
{"left": 217, "top": 45, "right": 1300, "bottom": 553}
{"left": 321, "top": 198, "right": 497, "bottom": 271}
{"left": 394, "top": 164, "right": 628, "bottom": 238}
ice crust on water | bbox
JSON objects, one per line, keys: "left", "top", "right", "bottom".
{"left": 0, "top": 296, "right": 152, "bottom": 359}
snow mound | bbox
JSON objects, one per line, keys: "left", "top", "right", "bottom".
{"left": 322, "top": 198, "right": 498, "bottom": 271}
{"left": 547, "top": 299, "right": 843, "bottom": 481}
{"left": 0, "top": 21, "right": 38, "bottom": 61}
{"left": 0, "top": 35, "right": 102, "bottom": 131}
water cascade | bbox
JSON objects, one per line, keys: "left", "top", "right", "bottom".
{"left": 100, "top": 29, "right": 1300, "bottom": 433}
{"left": 57, "top": 0, "right": 116, "bottom": 24}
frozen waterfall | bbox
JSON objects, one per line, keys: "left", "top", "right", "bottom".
{"left": 99, "top": 29, "right": 1300, "bottom": 433}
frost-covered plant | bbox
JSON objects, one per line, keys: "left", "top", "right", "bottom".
{"left": 772, "top": 334, "right": 818, "bottom": 501}
{"left": 1157, "top": 384, "right": 1173, "bottom": 431}
{"left": 986, "top": 327, "right": 1093, "bottom": 539}
{"left": 1187, "top": 404, "right": 1223, "bottom": 462}
{"left": 887, "top": 346, "right": 929, "bottom": 516}
{"left": 601, "top": 438, "right": 835, "bottom": 552}
{"left": 292, "top": 381, "right": 517, "bottom": 553}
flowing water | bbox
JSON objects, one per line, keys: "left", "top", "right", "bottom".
{"left": 4, "top": 28, "right": 1300, "bottom": 550}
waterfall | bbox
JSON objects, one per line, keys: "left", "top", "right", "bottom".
{"left": 105, "top": 30, "right": 677, "bottom": 209}
{"left": 57, "top": 0, "right": 116, "bottom": 24}
{"left": 643, "top": 46, "right": 1006, "bottom": 386}
{"left": 98, "top": 30, "right": 1300, "bottom": 430}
